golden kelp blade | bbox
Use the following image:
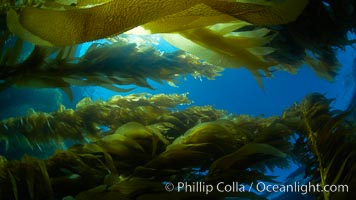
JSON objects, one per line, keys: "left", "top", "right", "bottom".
{"left": 131, "top": 3, "right": 279, "bottom": 87}
{"left": 138, "top": 3, "right": 238, "bottom": 34}
{"left": 6, "top": 9, "right": 53, "bottom": 46}
{"left": 163, "top": 25, "right": 276, "bottom": 70}
{"left": 7, "top": 0, "right": 308, "bottom": 46}
{"left": 76, "top": 0, "right": 112, "bottom": 7}
{"left": 7, "top": 0, "right": 208, "bottom": 46}
{"left": 210, "top": 0, "right": 309, "bottom": 25}
{"left": 135, "top": 0, "right": 308, "bottom": 34}
{"left": 161, "top": 23, "right": 276, "bottom": 88}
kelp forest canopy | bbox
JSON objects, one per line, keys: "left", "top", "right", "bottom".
{"left": 0, "top": 0, "right": 356, "bottom": 200}
{"left": 0, "top": 0, "right": 355, "bottom": 93}
{"left": 0, "top": 93, "right": 355, "bottom": 199}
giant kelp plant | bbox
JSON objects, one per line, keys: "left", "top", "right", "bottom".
{"left": 3, "top": 0, "right": 309, "bottom": 78}
{"left": 0, "top": 1, "right": 356, "bottom": 200}
{"left": 0, "top": 93, "right": 354, "bottom": 199}
{"left": 0, "top": 0, "right": 355, "bottom": 92}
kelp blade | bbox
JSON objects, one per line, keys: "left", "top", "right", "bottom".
{"left": 7, "top": 0, "right": 308, "bottom": 46}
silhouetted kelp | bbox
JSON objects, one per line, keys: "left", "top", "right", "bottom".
{"left": 282, "top": 94, "right": 356, "bottom": 200}
{"left": 0, "top": 93, "right": 354, "bottom": 200}
{"left": 264, "top": 0, "right": 356, "bottom": 81}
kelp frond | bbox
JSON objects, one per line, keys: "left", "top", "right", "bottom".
{"left": 6, "top": 0, "right": 307, "bottom": 46}
{"left": 0, "top": 97, "right": 295, "bottom": 200}
{"left": 2, "top": 0, "right": 354, "bottom": 90}
{"left": 265, "top": 0, "right": 356, "bottom": 80}
{"left": 283, "top": 93, "right": 356, "bottom": 200}
{"left": 0, "top": 36, "right": 223, "bottom": 98}
{"left": 0, "top": 93, "right": 225, "bottom": 145}
{"left": 2, "top": 0, "right": 311, "bottom": 88}
{"left": 3, "top": 0, "right": 354, "bottom": 91}
{"left": 161, "top": 23, "right": 277, "bottom": 88}
{"left": 0, "top": 93, "right": 354, "bottom": 199}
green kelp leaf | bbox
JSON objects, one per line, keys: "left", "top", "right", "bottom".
{"left": 0, "top": 35, "right": 222, "bottom": 94}
{"left": 22, "top": 156, "right": 36, "bottom": 200}
{"left": 6, "top": 9, "right": 54, "bottom": 46}
{"left": 162, "top": 25, "right": 276, "bottom": 89}
{"left": 174, "top": 121, "right": 232, "bottom": 145}
{"left": 166, "top": 143, "right": 223, "bottom": 156}
{"left": 113, "top": 122, "right": 166, "bottom": 156}
{"left": 330, "top": 151, "right": 355, "bottom": 185}
{"left": 208, "top": 143, "right": 287, "bottom": 176}
{"left": 134, "top": 0, "right": 307, "bottom": 87}
{"left": 0, "top": 156, "right": 7, "bottom": 180}
{"left": 138, "top": 3, "right": 237, "bottom": 34}
{"left": 98, "top": 83, "right": 134, "bottom": 93}
{"left": 114, "top": 122, "right": 152, "bottom": 139}
{"left": 11, "top": 0, "right": 208, "bottom": 46}
{"left": 172, "top": 119, "right": 249, "bottom": 153}
{"left": 14, "top": 76, "right": 70, "bottom": 89}
{"left": 98, "top": 132, "right": 146, "bottom": 156}
{"left": 54, "top": 45, "right": 78, "bottom": 62}
{"left": 76, "top": 0, "right": 112, "bottom": 7}
{"left": 142, "top": 0, "right": 308, "bottom": 33}
{"left": 148, "top": 93, "right": 191, "bottom": 108}
{"left": 7, "top": 169, "right": 19, "bottom": 200}
{"left": 305, "top": 53, "right": 339, "bottom": 81}
{"left": 38, "top": 160, "right": 54, "bottom": 198}
{"left": 253, "top": 122, "right": 293, "bottom": 151}
{"left": 207, "top": 0, "right": 309, "bottom": 25}
{"left": 9, "top": 0, "right": 308, "bottom": 46}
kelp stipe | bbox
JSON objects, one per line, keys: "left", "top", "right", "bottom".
{"left": 283, "top": 94, "right": 356, "bottom": 200}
